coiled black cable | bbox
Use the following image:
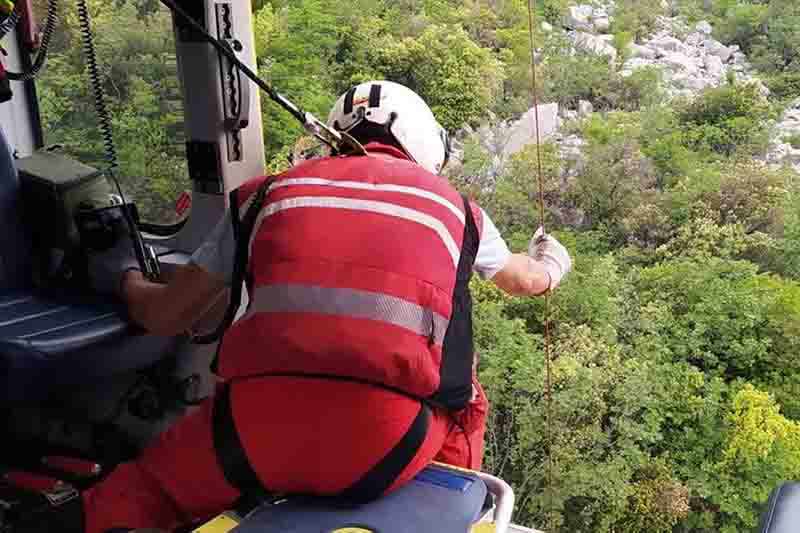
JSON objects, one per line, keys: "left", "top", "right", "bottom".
{"left": 75, "top": 0, "right": 117, "bottom": 173}
{"left": 76, "top": 0, "right": 159, "bottom": 282}
{"left": 7, "top": 0, "right": 59, "bottom": 81}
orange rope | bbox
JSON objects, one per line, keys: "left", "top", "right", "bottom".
{"left": 526, "top": 0, "right": 555, "bottom": 529}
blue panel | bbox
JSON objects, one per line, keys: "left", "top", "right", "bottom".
{"left": 413, "top": 466, "right": 475, "bottom": 493}
{"left": 231, "top": 464, "right": 488, "bottom": 533}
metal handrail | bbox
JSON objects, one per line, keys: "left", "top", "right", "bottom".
{"left": 474, "top": 471, "right": 516, "bottom": 533}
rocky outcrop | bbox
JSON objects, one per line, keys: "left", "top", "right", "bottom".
{"left": 560, "top": 2, "right": 619, "bottom": 61}
{"left": 503, "top": 103, "right": 561, "bottom": 157}
{"left": 563, "top": 4, "right": 615, "bottom": 33}
{"left": 571, "top": 31, "right": 617, "bottom": 60}
{"left": 447, "top": 105, "right": 563, "bottom": 183}
{"left": 620, "top": 19, "right": 768, "bottom": 98}
{"left": 451, "top": 3, "right": 794, "bottom": 185}
{"left": 765, "top": 98, "right": 800, "bottom": 172}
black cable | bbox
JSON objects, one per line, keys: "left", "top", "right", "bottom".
{"left": 7, "top": 0, "right": 58, "bottom": 81}
{"left": 76, "top": 0, "right": 157, "bottom": 281}
{"left": 157, "top": 0, "right": 304, "bottom": 123}
{"left": 156, "top": 0, "right": 366, "bottom": 156}
{"left": 75, "top": 0, "right": 117, "bottom": 173}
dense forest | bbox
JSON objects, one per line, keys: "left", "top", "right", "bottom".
{"left": 23, "top": 0, "right": 800, "bottom": 531}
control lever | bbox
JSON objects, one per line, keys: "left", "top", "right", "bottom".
{"left": 128, "top": 209, "right": 160, "bottom": 282}
{"left": 108, "top": 195, "right": 160, "bottom": 283}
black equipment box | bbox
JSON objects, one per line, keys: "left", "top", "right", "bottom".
{"left": 16, "top": 149, "right": 116, "bottom": 288}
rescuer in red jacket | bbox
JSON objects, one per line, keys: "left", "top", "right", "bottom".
{"left": 12, "top": 81, "right": 572, "bottom": 533}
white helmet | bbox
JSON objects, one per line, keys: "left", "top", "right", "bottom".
{"left": 327, "top": 80, "right": 450, "bottom": 175}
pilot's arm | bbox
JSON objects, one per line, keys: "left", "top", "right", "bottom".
{"left": 89, "top": 208, "right": 233, "bottom": 336}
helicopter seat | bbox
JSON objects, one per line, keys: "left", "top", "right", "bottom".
{"left": 759, "top": 482, "right": 800, "bottom": 533}
{"left": 0, "top": 131, "right": 168, "bottom": 405}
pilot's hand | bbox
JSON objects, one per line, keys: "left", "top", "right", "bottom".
{"left": 527, "top": 226, "right": 572, "bottom": 291}
{"left": 85, "top": 206, "right": 141, "bottom": 296}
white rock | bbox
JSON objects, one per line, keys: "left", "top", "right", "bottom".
{"left": 578, "top": 100, "right": 594, "bottom": 117}
{"left": 687, "top": 76, "right": 710, "bottom": 92}
{"left": 650, "top": 36, "right": 687, "bottom": 55}
{"left": 704, "top": 55, "right": 724, "bottom": 79}
{"left": 503, "top": 103, "right": 560, "bottom": 157}
{"left": 541, "top": 21, "right": 553, "bottom": 33}
{"left": 562, "top": 110, "right": 579, "bottom": 122}
{"left": 564, "top": 5, "right": 594, "bottom": 32}
{"left": 628, "top": 43, "right": 657, "bottom": 60}
{"left": 686, "top": 32, "right": 706, "bottom": 46}
{"left": 573, "top": 31, "right": 618, "bottom": 60}
{"left": 598, "top": 34, "right": 615, "bottom": 43}
{"left": 662, "top": 52, "right": 697, "bottom": 72}
{"left": 594, "top": 16, "right": 611, "bottom": 33}
{"left": 704, "top": 40, "right": 734, "bottom": 63}
{"left": 621, "top": 57, "right": 658, "bottom": 77}
{"left": 695, "top": 20, "right": 713, "bottom": 35}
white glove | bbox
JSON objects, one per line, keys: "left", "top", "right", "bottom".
{"left": 528, "top": 226, "right": 572, "bottom": 290}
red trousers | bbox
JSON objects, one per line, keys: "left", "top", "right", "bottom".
{"left": 81, "top": 375, "right": 488, "bottom": 533}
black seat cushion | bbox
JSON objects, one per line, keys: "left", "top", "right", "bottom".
{"left": 759, "top": 482, "right": 800, "bottom": 533}
{"left": 0, "top": 289, "right": 129, "bottom": 355}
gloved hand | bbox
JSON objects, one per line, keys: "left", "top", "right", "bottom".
{"left": 528, "top": 226, "right": 572, "bottom": 290}
{"left": 84, "top": 206, "right": 142, "bottom": 296}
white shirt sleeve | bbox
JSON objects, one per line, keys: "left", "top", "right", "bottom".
{"left": 189, "top": 209, "right": 236, "bottom": 286}
{"left": 189, "top": 206, "right": 510, "bottom": 284}
{"left": 474, "top": 208, "right": 511, "bottom": 280}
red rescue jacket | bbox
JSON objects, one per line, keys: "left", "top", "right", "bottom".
{"left": 216, "top": 143, "right": 482, "bottom": 411}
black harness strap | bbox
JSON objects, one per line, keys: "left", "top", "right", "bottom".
{"left": 431, "top": 194, "right": 480, "bottom": 410}
{"left": 336, "top": 401, "right": 430, "bottom": 504}
{"left": 212, "top": 383, "right": 265, "bottom": 495}
{"left": 198, "top": 179, "right": 271, "bottom": 372}
{"left": 211, "top": 379, "right": 431, "bottom": 504}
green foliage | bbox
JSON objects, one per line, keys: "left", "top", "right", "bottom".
{"left": 715, "top": 4, "right": 769, "bottom": 55}
{"left": 769, "top": 72, "right": 800, "bottom": 103}
{"left": 677, "top": 83, "right": 775, "bottom": 156}
{"left": 34, "top": 0, "right": 189, "bottom": 225}
{"left": 538, "top": 33, "right": 614, "bottom": 110}
{"left": 539, "top": 0, "right": 567, "bottom": 26}
{"left": 711, "top": 384, "right": 800, "bottom": 531}
{"left": 373, "top": 24, "right": 503, "bottom": 130}
{"left": 786, "top": 133, "right": 800, "bottom": 150}
{"left": 611, "top": 0, "right": 664, "bottom": 43}
{"left": 683, "top": 0, "right": 800, "bottom": 78}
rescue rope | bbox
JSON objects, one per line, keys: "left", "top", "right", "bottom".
{"left": 526, "top": 0, "right": 556, "bottom": 529}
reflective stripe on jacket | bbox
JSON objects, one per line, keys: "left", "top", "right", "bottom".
{"left": 217, "top": 144, "right": 481, "bottom": 410}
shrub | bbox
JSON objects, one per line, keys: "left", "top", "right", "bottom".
{"left": 677, "top": 82, "right": 774, "bottom": 156}
{"left": 766, "top": 72, "right": 800, "bottom": 102}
